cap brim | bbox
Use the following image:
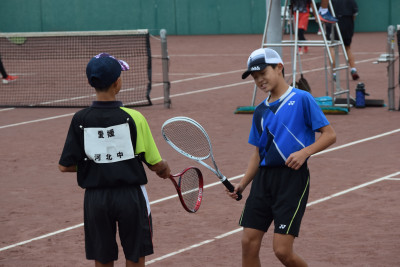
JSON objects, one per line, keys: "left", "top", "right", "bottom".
{"left": 118, "top": 60, "right": 129, "bottom": 71}
{"left": 242, "top": 71, "right": 252, "bottom": 79}
{"left": 241, "top": 63, "right": 268, "bottom": 79}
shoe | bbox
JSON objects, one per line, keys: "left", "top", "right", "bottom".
{"left": 333, "top": 73, "right": 336, "bottom": 82}
{"left": 298, "top": 47, "right": 303, "bottom": 55}
{"left": 351, "top": 70, "right": 360, "bottom": 80}
{"left": 319, "top": 11, "right": 338, "bottom": 24}
{"left": 2, "top": 75, "right": 18, "bottom": 84}
{"left": 303, "top": 46, "right": 309, "bottom": 54}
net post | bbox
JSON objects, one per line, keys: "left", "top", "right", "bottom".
{"left": 397, "top": 25, "right": 400, "bottom": 111}
{"left": 160, "top": 29, "right": 171, "bottom": 108}
{"left": 387, "top": 25, "right": 396, "bottom": 111}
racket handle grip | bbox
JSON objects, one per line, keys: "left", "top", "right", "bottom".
{"left": 222, "top": 179, "right": 242, "bottom": 201}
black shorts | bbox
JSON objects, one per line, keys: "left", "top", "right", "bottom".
{"left": 84, "top": 185, "right": 153, "bottom": 263}
{"left": 326, "top": 16, "right": 354, "bottom": 46}
{"left": 239, "top": 163, "right": 310, "bottom": 237}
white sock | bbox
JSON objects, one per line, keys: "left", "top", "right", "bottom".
{"left": 319, "top": 7, "right": 328, "bottom": 15}
{"left": 351, "top": 68, "right": 357, "bottom": 72}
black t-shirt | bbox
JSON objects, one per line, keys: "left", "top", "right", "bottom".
{"left": 59, "top": 101, "right": 161, "bottom": 188}
{"left": 331, "top": 0, "right": 358, "bottom": 17}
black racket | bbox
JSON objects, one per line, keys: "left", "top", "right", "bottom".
{"left": 162, "top": 116, "right": 242, "bottom": 201}
{"left": 169, "top": 167, "right": 203, "bottom": 213}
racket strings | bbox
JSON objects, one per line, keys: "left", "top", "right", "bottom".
{"left": 163, "top": 121, "right": 211, "bottom": 159}
{"left": 180, "top": 168, "right": 201, "bottom": 211}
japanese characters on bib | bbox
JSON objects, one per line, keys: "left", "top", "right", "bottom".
{"left": 83, "top": 123, "right": 135, "bottom": 163}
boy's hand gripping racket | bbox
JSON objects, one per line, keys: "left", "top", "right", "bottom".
{"left": 162, "top": 116, "right": 242, "bottom": 201}
{"left": 169, "top": 167, "right": 203, "bottom": 213}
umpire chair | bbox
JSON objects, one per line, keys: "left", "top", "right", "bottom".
{"left": 251, "top": 0, "right": 351, "bottom": 112}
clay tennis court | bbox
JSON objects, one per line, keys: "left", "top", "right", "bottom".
{"left": 0, "top": 32, "right": 399, "bottom": 266}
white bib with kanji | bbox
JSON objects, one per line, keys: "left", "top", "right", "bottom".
{"left": 83, "top": 123, "right": 134, "bottom": 163}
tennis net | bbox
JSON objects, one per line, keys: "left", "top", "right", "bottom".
{"left": 0, "top": 30, "right": 152, "bottom": 107}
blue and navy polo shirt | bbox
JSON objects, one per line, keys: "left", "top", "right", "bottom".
{"left": 249, "top": 87, "right": 330, "bottom": 167}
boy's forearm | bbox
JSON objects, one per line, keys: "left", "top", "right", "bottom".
{"left": 304, "top": 125, "right": 336, "bottom": 156}
{"left": 240, "top": 149, "right": 260, "bottom": 189}
{"left": 149, "top": 159, "right": 171, "bottom": 178}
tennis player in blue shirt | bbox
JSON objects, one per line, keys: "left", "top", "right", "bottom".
{"left": 228, "top": 48, "right": 336, "bottom": 267}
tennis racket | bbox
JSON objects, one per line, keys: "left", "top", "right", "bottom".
{"left": 162, "top": 116, "right": 242, "bottom": 201}
{"left": 169, "top": 167, "right": 203, "bottom": 213}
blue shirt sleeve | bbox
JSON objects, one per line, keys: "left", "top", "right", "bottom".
{"left": 303, "top": 92, "right": 330, "bottom": 132}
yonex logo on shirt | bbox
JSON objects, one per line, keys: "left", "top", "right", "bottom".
{"left": 288, "top": 101, "right": 295, "bottom": 105}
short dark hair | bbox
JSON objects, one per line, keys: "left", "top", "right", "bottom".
{"left": 94, "top": 84, "right": 113, "bottom": 92}
{"left": 268, "top": 64, "right": 285, "bottom": 78}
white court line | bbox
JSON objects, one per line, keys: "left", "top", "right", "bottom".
{"left": 0, "top": 223, "right": 85, "bottom": 252}
{"left": 149, "top": 81, "right": 252, "bottom": 102}
{"left": 0, "top": 129, "right": 399, "bottom": 253}
{"left": 0, "top": 107, "right": 15, "bottom": 112}
{"left": 307, "top": 172, "right": 400, "bottom": 206}
{"left": 146, "top": 228, "right": 243, "bottom": 265}
{"left": 145, "top": 171, "right": 400, "bottom": 265}
{"left": 314, "top": 128, "right": 400, "bottom": 156}
{"left": 0, "top": 113, "right": 75, "bottom": 129}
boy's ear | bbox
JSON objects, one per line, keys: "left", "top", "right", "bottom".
{"left": 277, "top": 63, "right": 284, "bottom": 75}
{"left": 113, "top": 77, "right": 122, "bottom": 93}
{"left": 111, "top": 76, "right": 121, "bottom": 87}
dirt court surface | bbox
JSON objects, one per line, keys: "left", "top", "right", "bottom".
{"left": 0, "top": 32, "right": 399, "bottom": 266}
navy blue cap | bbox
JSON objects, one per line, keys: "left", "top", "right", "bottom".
{"left": 86, "top": 53, "right": 130, "bottom": 89}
